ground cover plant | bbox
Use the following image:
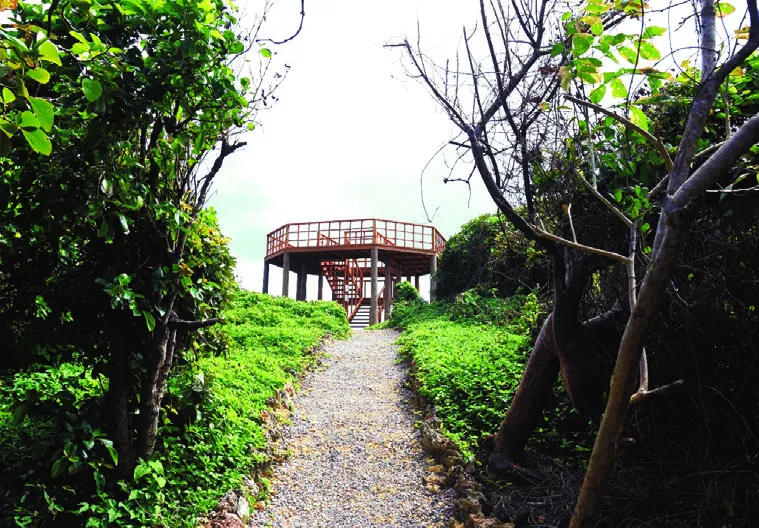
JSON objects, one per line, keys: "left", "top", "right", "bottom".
{"left": 388, "top": 283, "right": 548, "bottom": 457}
{"left": 0, "top": 291, "right": 349, "bottom": 527}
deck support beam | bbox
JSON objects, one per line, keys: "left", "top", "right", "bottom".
{"left": 429, "top": 255, "right": 437, "bottom": 302}
{"left": 317, "top": 272, "right": 324, "bottom": 300}
{"left": 370, "top": 248, "right": 378, "bottom": 325}
{"left": 384, "top": 260, "right": 392, "bottom": 321}
{"left": 414, "top": 275, "right": 420, "bottom": 292}
{"left": 262, "top": 262, "right": 270, "bottom": 294}
{"left": 282, "top": 252, "right": 290, "bottom": 298}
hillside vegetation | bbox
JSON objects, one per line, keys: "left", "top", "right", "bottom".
{"left": 0, "top": 292, "right": 349, "bottom": 527}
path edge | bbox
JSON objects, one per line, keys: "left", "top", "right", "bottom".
{"left": 402, "top": 352, "right": 514, "bottom": 528}
{"left": 198, "top": 334, "right": 338, "bottom": 528}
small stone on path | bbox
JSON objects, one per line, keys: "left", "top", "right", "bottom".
{"left": 249, "top": 329, "right": 454, "bottom": 527}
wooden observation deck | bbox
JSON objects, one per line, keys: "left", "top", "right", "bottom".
{"left": 263, "top": 218, "right": 445, "bottom": 326}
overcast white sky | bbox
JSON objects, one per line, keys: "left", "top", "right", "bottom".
{"left": 209, "top": 0, "right": 738, "bottom": 298}
{"left": 209, "top": 0, "right": 495, "bottom": 297}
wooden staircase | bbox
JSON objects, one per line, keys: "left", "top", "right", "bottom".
{"left": 321, "top": 259, "right": 366, "bottom": 324}
{"left": 349, "top": 299, "right": 373, "bottom": 329}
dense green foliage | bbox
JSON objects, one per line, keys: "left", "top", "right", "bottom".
{"left": 0, "top": 291, "right": 349, "bottom": 526}
{"left": 435, "top": 214, "right": 549, "bottom": 301}
{"left": 388, "top": 286, "right": 543, "bottom": 456}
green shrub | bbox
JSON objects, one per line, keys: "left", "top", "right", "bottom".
{"left": 396, "top": 281, "right": 421, "bottom": 303}
{"left": 0, "top": 291, "right": 348, "bottom": 527}
{"left": 388, "top": 289, "right": 543, "bottom": 456}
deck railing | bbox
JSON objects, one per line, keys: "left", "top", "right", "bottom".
{"left": 265, "top": 218, "right": 445, "bottom": 257}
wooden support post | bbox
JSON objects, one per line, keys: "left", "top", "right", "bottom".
{"left": 384, "top": 260, "right": 392, "bottom": 320}
{"left": 282, "top": 252, "right": 291, "bottom": 298}
{"left": 370, "top": 248, "right": 378, "bottom": 325}
{"left": 414, "top": 275, "right": 420, "bottom": 291}
{"left": 429, "top": 255, "right": 437, "bottom": 302}
{"left": 317, "top": 272, "right": 324, "bottom": 300}
{"left": 262, "top": 261, "right": 270, "bottom": 294}
{"left": 395, "top": 263, "right": 402, "bottom": 298}
{"left": 296, "top": 262, "right": 307, "bottom": 301}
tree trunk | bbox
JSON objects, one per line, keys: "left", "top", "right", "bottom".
{"left": 489, "top": 254, "right": 603, "bottom": 469}
{"left": 137, "top": 325, "right": 176, "bottom": 459}
{"left": 489, "top": 314, "right": 560, "bottom": 469}
{"left": 570, "top": 207, "right": 691, "bottom": 526}
{"left": 107, "top": 336, "right": 136, "bottom": 477}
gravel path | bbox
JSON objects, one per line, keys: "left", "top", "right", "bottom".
{"left": 250, "top": 329, "right": 454, "bottom": 528}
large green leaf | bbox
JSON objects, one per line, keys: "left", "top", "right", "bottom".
{"left": 628, "top": 105, "right": 649, "bottom": 131}
{"left": 2, "top": 87, "right": 16, "bottom": 104}
{"left": 37, "top": 40, "right": 62, "bottom": 66}
{"left": 610, "top": 78, "right": 628, "bottom": 98}
{"left": 82, "top": 78, "right": 103, "bottom": 102}
{"left": 638, "top": 40, "right": 661, "bottom": 61}
{"left": 22, "top": 128, "right": 52, "bottom": 155}
{"left": 19, "top": 111, "right": 40, "bottom": 130}
{"left": 27, "top": 67, "right": 51, "bottom": 84}
{"left": 572, "top": 33, "right": 595, "bottom": 57}
{"left": 29, "top": 97, "right": 54, "bottom": 132}
{"left": 590, "top": 84, "right": 606, "bottom": 104}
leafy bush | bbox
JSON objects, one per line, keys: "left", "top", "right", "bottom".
{"left": 387, "top": 289, "right": 543, "bottom": 456}
{"left": 435, "top": 214, "right": 549, "bottom": 301}
{"left": 396, "top": 281, "right": 422, "bottom": 303}
{"left": 0, "top": 291, "right": 348, "bottom": 527}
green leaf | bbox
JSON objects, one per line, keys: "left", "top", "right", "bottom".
{"left": 550, "top": 43, "right": 565, "bottom": 57}
{"left": 610, "top": 78, "right": 628, "bottom": 98}
{"left": 37, "top": 40, "right": 62, "bottom": 66}
{"left": 638, "top": 41, "right": 661, "bottom": 61}
{"left": 118, "top": 213, "right": 129, "bottom": 234}
{"left": 572, "top": 33, "right": 594, "bottom": 57}
{"left": 134, "top": 463, "right": 150, "bottom": 481}
{"left": 618, "top": 46, "right": 639, "bottom": 64}
{"left": 715, "top": 1, "right": 736, "bottom": 16}
{"left": 94, "top": 471, "right": 105, "bottom": 492}
{"left": 642, "top": 26, "right": 666, "bottom": 39}
{"left": 51, "top": 458, "right": 66, "bottom": 478}
{"left": 260, "top": 47, "right": 272, "bottom": 59}
{"left": 589, "top": 84, "right": 606, "bottom": 104}
{"left": 29, "top": 97, "right": 54, "bottom": 132}
{"left": 628, "top": 105, "right": 649, "bottom": 131}
{"left": 23, "top": 128, "right": 52, "bottom": 155}
{"left": 99, "top": 442, "right": 117, "bottom": 466}
{"left": 11, "top": 404, "right": 27, "bottom": 425}
{"left": 143, "top": 311, "right": 156, "bottom": 332}
{"left": 70, "top": 31, "right": 89, "bottom": 44}
{"left": 27, "top": 67, "right": 51, "bottom": 84}
{"left": 641, "top": 222, "right": 651, "bottom": 233}
{"left": 613, "top": 189, "right": 623, "bottom": 202}
{"left": 19, "top": 111, "right": 40, "bottom": 130}
{"left": 82, "top": 78, "right": 103, "bottom": 102}
{"left": 2, "top": 87, "right": 16, "bottom": 104}
{"left": 155, "top": 476, "right": 167, "bottom": 488}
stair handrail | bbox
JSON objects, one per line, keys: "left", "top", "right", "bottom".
{"left": 344, "top": 259, "right": 365, "bottom": 321}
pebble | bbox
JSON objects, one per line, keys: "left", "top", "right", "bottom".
{"left": 249, "top": 329, "right": 454, "bottom": 527}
